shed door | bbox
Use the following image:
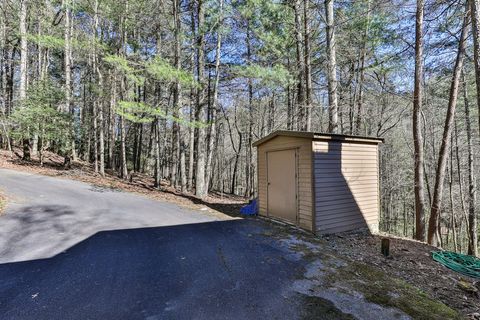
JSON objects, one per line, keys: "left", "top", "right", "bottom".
{"left": 267, "top": 149, "right": 297, "bottom": 224}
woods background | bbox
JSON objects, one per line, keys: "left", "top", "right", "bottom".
{"left": 1, "top": 0, "right": 479, "bottom": 255}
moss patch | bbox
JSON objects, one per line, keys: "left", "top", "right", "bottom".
{"left": 301, "top": 295, "right": 356, "bottom": 320}
{"left": 328, "top": 262, "right": 462, "bottom": 320}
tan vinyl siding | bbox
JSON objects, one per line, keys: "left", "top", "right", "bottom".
{"left": 257, "top": 136, "right": 313, "bottom": 231}
{"left": 313, "top": 140, "right": 379, "bottom": 234}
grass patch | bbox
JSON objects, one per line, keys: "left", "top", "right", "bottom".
{"left": 328, "top": 261, "right": 462, "bottom": 320}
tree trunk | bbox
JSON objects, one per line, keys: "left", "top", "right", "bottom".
{"left": 93, "top": 100, "right": 98, "bottom": 173}
{"left": 451, "top": 123, "right": 459, "bottom": 252}
{"left": 180, "top": 139, "right": 187, "bottom": 192}
{"left": 231, "top": 148, "right": 241, "bottom": 194}
{"left": 108, "top": 76, "right": 116, "bottom": 169}
{"left": 469, "top": 0, "right": 480, "bottom": 133}
{"left": 119, "top": 0, "right": 129, "bottom": 179}
{"left": 294, "top": 0, "right": 305, "bottom": 129}
{"left": 153, "top": 119, "right": 161, "bottom": 188}
{"left": 92, "top": 55, "right": 98, "bottom": 173}
{"left": 64, "top": 0, "right": 76, "bottom": 161}
{"left": 20, "top": 0, "right": 30, "bottom": 160}
{"left": 454, "top": 115, "right": 471, "bottom": 248}
{"left": 195, "top": 0, "right": 207, "bottom": 198}
{"left": 286, "top": 58, "right": 293, "bottom": 130}
{"left": 354, "top": 0, "right": 371, "bottom": 135}
{"left": 64, "top": 0, "right": 72, "bottom": 111}
{"left": 205, "top": 0, "right": 223, "bottom": 193}
{"left": 98, "top": 95, "right": 105, "bottom": 177}
{"left": 468, "top": 0, "right": 480, "bottom": 255}
{"left": 413, "top": 0, "right": 426, "bottom": 241}
{"left": 94, "top": 0, "right": 105, "bottom": 176}
{"left": 31, "top": 11, "right": 43, "bottom": 157}
{"left": 303, "top": 0, "right": 312, "bottom": 131}
{"left": 19, "top": 0, "right": 28, "bottom": 100}
{"left": 427, "top": 7, "right": 469, "bottom": 245}
{"left": 462, "top": 71, "right": 478, "bottom": 256}
{"left": 246, "top": 22, "right": 255, "bottom": 198}
{"left": 119, "top": 115, "right": 128, "bottom": 178}
{"left": 1, "top": 20, "right": 8, "bottom": 123}
{"left": 136, "top": 122, "right": 143, "bottom": 172}
{"left": 187, "top": 1, "right": 196, "bottom": 191}
{"left": 325, "top": 0, "right": 338, "bottom": 133}
{"left": 171, "top": 0, "right": 184, "bottom": 190}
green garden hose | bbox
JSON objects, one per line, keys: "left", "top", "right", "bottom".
{"left": 432, "top": 251, "right": 480, "bottom": 279}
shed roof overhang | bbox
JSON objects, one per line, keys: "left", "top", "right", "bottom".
{"left": 252, "top": 130, "right": 384, "bottom": 147}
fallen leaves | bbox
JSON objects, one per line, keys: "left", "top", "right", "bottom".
{"left": 0, "top": 148, "right": 246, "bottom": 219}
{"left": 323, "top": 232, "right": 480, "bottom": 316}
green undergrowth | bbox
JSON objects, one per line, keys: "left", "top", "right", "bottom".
{"left": 328, "top": 261, "right": 463, "bottom": 320}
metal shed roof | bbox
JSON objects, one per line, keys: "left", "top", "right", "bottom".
{"left": 252, "top": 130, "right": 384, "bottom": 147}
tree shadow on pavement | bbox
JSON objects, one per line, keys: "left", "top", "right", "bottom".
{"left": 0, "top": 219, "right": 317, "bottom": 320}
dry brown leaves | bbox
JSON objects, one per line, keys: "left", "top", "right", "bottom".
{"left": 323, "top": 232, "right": 480, "bottom": 317}
{"left": 0, "top": 148, "right": 246, "bottom": 219}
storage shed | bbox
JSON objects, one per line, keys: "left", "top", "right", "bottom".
{"left": 253, "top": 130, "right": 383, "bottom": 234}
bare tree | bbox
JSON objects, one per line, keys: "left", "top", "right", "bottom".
{"left": 119, "top": 0, "right": 129, "bottom": 179}
{"left": 462, "top": 71, "right": 478, "bottom": 256}
{"left": 19, "top": 0, "right": 30, "bottom": 160}
{"left": 325, "top": 0, "right": 338, "bottom": 133}
{"left": 354, "top": 0, "right": 371, "bottom": 136}
{"left": 303, "top": 0, "right": 312, "bottom": 131}
{"left": 470, "top": 0, "right": 480, "bottom": 131}
{"left": 94, "top": 0, "right": 105, "bottom": 177}
{"left": 294, "top": 0, "right": 305, "bottom": 130}
{"left": 413, "top": 0, "right": 426, "bottom": 241}
{"left": 19, "top": 0, "right": 28, "bottom": 100}
{"left": 205, "top": 0, "right": 223, "bottom": 192}
{"left": 468, "top": 0, "right": 480, "bottom": 255}
{"left": 427, "top": 6, "right": 470, "bottom": 245}
{"left": 195, "top": 0, "right": 207, "bottom": 198}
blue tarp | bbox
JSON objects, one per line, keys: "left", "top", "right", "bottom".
{"left": 240, "top": 199, "right": 258, "bottom": 215}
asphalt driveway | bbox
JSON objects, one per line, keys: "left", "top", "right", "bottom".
{"left": 0, "top": 169, "right": 414, "bottom": 320}
{"left": 0, "top": 169, "right": 315, "bottom": 319}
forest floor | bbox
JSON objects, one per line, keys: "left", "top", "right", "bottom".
{"left": 0, "top": 148, "right": 246, "bottom": 219}
{"left": 0, "top": 189, "right": 5, "bottom": 214}
{"left": 322, "top": 231, "right": 480, "bottom": 318}
{"left": 0, "top": 148, "right": 479, "bottom": 318}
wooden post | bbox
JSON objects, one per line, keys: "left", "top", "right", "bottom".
{"left": 381, "top": 238, "right": 390, "bottom": 257}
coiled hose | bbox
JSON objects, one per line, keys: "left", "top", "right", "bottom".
{"left": 432, "top": 251, "right": 480, "bottom": 279}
